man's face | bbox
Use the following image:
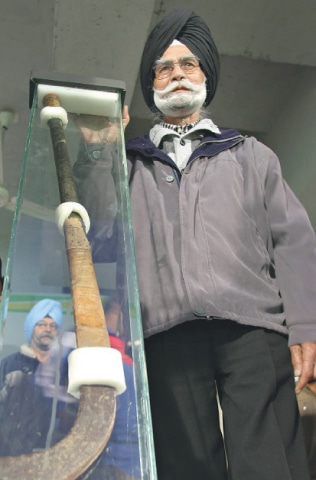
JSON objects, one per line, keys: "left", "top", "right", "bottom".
{"left": 153, "top": 44, "right": 206, "bottom": 119}
{"left": 31, "top": 316, "right": 58, "bottom": 351}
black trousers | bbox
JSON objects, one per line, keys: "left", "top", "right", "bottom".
{"left": 144, "top": 320, "right": 310, "bottom": 480}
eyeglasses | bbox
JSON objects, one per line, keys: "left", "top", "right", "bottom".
{"left": 36, "top": 321, "right": 58, "bottom": 330}
{"left": 154, "top": 56, "right": 201, "bottom": 79}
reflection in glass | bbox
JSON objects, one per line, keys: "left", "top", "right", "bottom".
{"left": 0, "top": 76, "right": 156, "bottom": 479}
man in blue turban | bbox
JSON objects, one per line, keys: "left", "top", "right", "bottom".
{"left": 0, "top": 299, "right": 67, "bottom": 456}
{"left": 23, "top": 298, "right": 63, "bottom": 360}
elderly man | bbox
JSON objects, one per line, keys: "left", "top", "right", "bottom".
{"left": 0, "top": 298, "right": 65, "bottom": 456}
{"left": 74, "top": 8, "right": 316, "bottom": 480}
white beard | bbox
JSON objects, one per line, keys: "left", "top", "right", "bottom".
{"left": 153, "top": 79, "right": 207, "bottom": 118}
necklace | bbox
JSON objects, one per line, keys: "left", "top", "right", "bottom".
{"left": 161, "top": 119, "right": 200, "bottom": 135}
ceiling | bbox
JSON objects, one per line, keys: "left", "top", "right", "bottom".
{"left": 0, "top": 0, "right": 316, "bottom": 264}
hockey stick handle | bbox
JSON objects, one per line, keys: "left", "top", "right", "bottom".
{"left": 43, "top": 93, "right": 110, "bottom": 348}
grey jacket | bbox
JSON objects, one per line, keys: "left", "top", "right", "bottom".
{"left": 74, "top": 129, "right": 316, "bottom": 345}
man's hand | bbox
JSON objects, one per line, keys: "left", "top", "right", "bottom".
{"left": 0, "top": 371, "right": 25, "bottom": 402}
{"left": 122, "top": 104, "right": 130, "bottom": 130}
{"left": 71, "top": 105, "right": 130, "bottom": 143}
{"left": 290, "top": 342, "right": 316, "bottom": 393}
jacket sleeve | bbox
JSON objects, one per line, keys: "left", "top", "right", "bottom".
{"left": 256, "top": 140, "right": 316, "bottom": 345}
{"left": 73, "top": 141, "right": 119, "bottom": 262}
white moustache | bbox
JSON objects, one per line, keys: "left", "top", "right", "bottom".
{"left": 154, "top": 79, "right": 203, "bottom": 97}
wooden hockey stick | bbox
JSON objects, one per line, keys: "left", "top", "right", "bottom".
{"left": 0, "top": 94, "right": 116, "bottom": 479}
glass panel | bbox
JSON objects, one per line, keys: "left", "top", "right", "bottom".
{"left": 0, "top": 76, "right": 157, "bottom": 480}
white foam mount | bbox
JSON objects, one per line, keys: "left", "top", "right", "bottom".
{"left": 37, "top": 84, "right": 120, "bottom": 117}
{"left": 40, "top": 105, "right": 68, "bottom": 128}
{"left": 67, "top": 346, "right": 127, "bottom": 399}
{"left": 55, "top": 202, "right": 90, "bottom": 235}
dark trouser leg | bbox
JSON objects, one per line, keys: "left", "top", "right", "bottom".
{"left": 145, "top": 320, "right": 228, "bottom": 480}
{"left": 213, "top": 322, "right": 310, "bottom": 480}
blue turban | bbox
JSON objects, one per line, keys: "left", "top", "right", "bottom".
{"left": 24, "top": 299, "right": 63, "bottom": 343}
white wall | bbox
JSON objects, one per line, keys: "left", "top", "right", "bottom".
{"left": 264, "top": 69, "right": 316, "bottom": 229}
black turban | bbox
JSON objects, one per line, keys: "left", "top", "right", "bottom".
{"left": 140, "top": 8, "right": 220, "bottom": 112}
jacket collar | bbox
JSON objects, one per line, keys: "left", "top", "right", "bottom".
{"left": 126, "top": 128, "right": 245, "bottom": 166}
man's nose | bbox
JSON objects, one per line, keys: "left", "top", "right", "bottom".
{"left": 171, "top": 63, "right": 185, "bottom": 80}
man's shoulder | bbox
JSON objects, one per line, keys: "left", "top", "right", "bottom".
{"left": 193, "top": 128, "right": 245, "bottom": 159}
{"left": 0, "top": 350, "right": 22, "bottom": 365}
{"left": 0, "top": 348, "right": 37, "bottom": 373}
{"left": 126, "top": 133, "right": 152, "bottom": 151}
{"left": 216, "top": 127, "right": 243, "bottom": 139}
{"left": 126, "top": 134, "right": 170, "bottom": 163}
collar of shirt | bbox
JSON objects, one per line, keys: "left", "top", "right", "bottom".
{"left": 149, "top": 118, "right": 221, "bottom": 147}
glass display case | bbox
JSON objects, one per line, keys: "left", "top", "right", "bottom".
{"left": 0, "top": 72, "right": 157, "bottom": 480}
